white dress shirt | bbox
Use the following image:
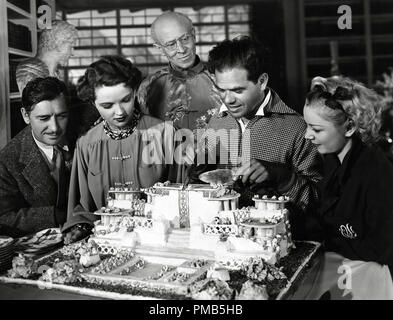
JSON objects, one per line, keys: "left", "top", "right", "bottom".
{"left": 219, "top": 89, "right": 272, "bottom": 133}
{"left": 32, "top": 132, "right": 69, "bottom": 163}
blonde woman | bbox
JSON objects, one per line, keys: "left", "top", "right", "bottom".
{"left": 298, "top": 76, "right": 393, "bottom": 299}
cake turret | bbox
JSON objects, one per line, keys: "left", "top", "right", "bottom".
{"left": 107, "top": 182, "right": 141, "bottom": 210}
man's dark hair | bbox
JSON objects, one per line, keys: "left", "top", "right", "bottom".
{"left": 76, "top": 55, "right": 142, "bottom": 103}
{"left": 22, "top": 77, "right": 67, "bottom": 112}
{"left": 208, "top": 36, "right": 267, "bottom": 83}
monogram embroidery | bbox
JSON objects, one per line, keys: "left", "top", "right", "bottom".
{"left": 339, "top": 223, "right": 357, "bottom": 239}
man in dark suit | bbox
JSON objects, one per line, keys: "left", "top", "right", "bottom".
{"left": 0, "top": 77, "right": 71, "bottom": 237}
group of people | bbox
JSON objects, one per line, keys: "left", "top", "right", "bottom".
{"left": 0, "top": 11, "right": 392, "bottom": 300}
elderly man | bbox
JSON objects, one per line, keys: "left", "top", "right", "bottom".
{"left": 16, "top": 20, "right": 78, "bottom": 94}
{"left": 194, "top": 37, "right": 323, "bottom": 240}
{"left": 0, "top": 77, "right": 72, "bottom": 237}
{"left": 138, "top": 11, "right": 221, "bottom": 130}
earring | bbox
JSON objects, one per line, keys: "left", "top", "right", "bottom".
{"left": 346, "top": 119, "right": 354, "bottom": 130}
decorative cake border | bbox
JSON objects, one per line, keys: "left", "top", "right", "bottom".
{"left": 275, "top": 241, "right": 321, "bottom": 300}
{"left": 0, "top": 241, "right": 321, "bottom": 300}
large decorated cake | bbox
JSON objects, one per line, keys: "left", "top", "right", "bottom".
{"left": 90, "top": 181, "right": 293, "bottom": 265}
{"left": 2, "top": 182, "right": 322, "bottom": 300}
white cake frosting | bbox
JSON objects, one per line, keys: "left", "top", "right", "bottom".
{"left": 90, "top": 182, "right": 293, "bottom": 264}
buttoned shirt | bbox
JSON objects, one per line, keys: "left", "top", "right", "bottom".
{"left": 219, "top": 90, "right": 272, "bottom": 133}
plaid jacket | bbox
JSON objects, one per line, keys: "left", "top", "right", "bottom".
{"left": 199, "top": 89, "right": 323, "bottom": 220}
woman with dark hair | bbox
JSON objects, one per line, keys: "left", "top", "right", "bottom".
{"left": 62, "top": 56, "right": 177, "bottom": 243}
{"left": 297, "top": 76, "right": 393, "bottom": 299}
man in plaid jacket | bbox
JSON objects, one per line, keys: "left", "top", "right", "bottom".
{"left": 193, "top": 37, "right": 323, "bottom": 240}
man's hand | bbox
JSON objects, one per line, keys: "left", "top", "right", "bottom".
{"left": 63, "top": 224, "right": 92, "bottom": 245}
{"left": 233, "top": 159, "right": 269, "bottom": 186}
{"left": 233, "top": 159, "right": 294, "bottom": 192}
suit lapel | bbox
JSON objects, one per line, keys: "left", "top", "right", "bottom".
{"left": 19, "top": 128, "right": 57, "bottom": 204}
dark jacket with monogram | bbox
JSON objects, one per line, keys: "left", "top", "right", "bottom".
{"left": 0, "top": 126, "right": 71, "bottom": 237}
{"left": 318, "top": 136, "right": 393, "bottom": 272}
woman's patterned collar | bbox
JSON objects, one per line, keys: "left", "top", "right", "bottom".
{"left": 103, "top": 111, "right": 141, "bottom": 140}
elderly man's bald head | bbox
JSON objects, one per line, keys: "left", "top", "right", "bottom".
{"left": 150, "top": 11, "right": 197, "bottom": 69}
{"left": 151, "top": 11, "right": 194, "bottom": 44}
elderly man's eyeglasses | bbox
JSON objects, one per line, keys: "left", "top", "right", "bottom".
{"left": 159, "top": 33, "right": 194, "bottom": 51}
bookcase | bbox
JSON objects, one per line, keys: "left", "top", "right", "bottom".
{"left": 0, "top": 0, "right": 37, "bottom": 149}
{"left": 303, "top": 0, "right": 393, "bottom": 86}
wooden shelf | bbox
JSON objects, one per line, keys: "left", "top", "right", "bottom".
{"left": 6, "top": 2, "right": 32, "bottom": 19}
{"left": 0, "top": 0, "right": 37, "bottom": 147}
{"left": 305, "top": 13, "right": 393, "bottom": 23}
{"left": 8, "top": 17, "right": 35, "bottom": 29}
{"left": 374, "top": 54, "right": 393, "bottom": 60}
{"left": 371, "top": 13, "right": 393, "bottom": 22}
{"left": 306, "top": 34, "right": 393, "bottom": 46}
{"left": 301, "top": 0, "right": 392, "bottom": 103}
{"left": 305, "top": 15, "right": 365, "bottom": 23}
{"left": 8, "top": 47, "right": 35, "bottom": 58}
{"left": 10, "top": 92, "right": 21, "bottom": 100}
{"left": 305, "top": 0, "right": 360, "bottom": 6}
{"left": 307, "top": 56, "right": 366, "bottom": 65}
{"left": 372, "top": 34, "right": 393, "bottom": 42}
{"left": 306, "top": 36, "right": 365, "bottom": 45}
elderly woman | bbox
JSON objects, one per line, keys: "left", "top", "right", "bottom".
{"left": 297, "top": 76, "right": 393, "bottom": 299}
{"left": 16, "top": 20, "right": 78, "bottom": 94}
{"left": 62, "top": 55, "right": 178, "bottom": 243}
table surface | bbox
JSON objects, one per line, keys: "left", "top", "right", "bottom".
{"left": 0, "top": 241, "right": 322, "bottom": 300}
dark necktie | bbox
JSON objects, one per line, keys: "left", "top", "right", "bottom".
{"left": 52, "top": 146, "right": 67, "bottom": 209}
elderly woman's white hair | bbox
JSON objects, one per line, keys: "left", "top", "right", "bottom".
{"left": 38, "top": 20, "right": 78, "bottom": 54}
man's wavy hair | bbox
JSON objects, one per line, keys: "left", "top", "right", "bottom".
{"left": 207, "top": 36, "right": 268, "bottom": 83}
{"left": 76, "top": 55, "right": 142, "bottom": 103}
{"left": 306, "top": 76, "right": 382, "bottom": 145}
{"left": 22, "top": 77, "right": 67, "bottom": 112}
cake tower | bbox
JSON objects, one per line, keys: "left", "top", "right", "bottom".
{"left": 91, "top": 180, "right": 293, "bottom": 264}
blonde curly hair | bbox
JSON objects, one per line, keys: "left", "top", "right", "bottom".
{"left": 306, "top": 76, "right": 382, "bottom": 145}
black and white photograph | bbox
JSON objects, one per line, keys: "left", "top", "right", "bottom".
{"left": 0, "top": 0, "right": 393, "bottom": 307}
